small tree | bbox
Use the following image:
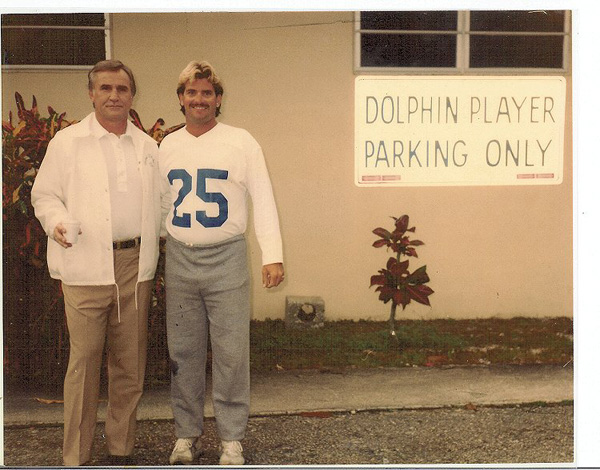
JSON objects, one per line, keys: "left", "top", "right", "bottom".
{"left": 370, "top": 215, "right": 434, "bottom": 338}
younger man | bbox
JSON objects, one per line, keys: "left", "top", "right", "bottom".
{"left": 159, "top": 61, "right": 284, "bottom": 465}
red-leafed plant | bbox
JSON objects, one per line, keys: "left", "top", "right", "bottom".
{"left": 129, "top": 108, "right": 184, "bottom": 144}
{"left": 370, "top": 215, "right": 434, "bottom": 338}
{"left": 3, "top": 93, "right": 76, "bottom": 387}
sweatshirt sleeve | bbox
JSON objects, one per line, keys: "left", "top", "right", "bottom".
{"left": 245, "top": 141, "right": 283, "bottom": 266}
{"left": 158, "top": 137, "right": 174, "bottom": 238}
{"left": 159, "top": 166, "right": 171, "bottom": 238}
{"left": 31, "top": 134, "right": 70, "bottom": 238}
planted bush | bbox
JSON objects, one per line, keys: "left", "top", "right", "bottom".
{"left": 370, "top": 215, "right": 434, "bottom": 338}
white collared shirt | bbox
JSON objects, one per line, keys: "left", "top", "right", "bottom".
{"left": 91, "top": 117, "right": 143, "bottom": 241}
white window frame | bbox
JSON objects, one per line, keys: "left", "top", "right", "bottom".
{"left": 354, "top": 10, "right": 571, "bottom": 75}
{"left": 1, "top": 13, "right": 112, "bottom": 71}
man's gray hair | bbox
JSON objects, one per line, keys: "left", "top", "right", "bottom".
{"left": 88, "top": 60, "right": 137, "bottom": 96}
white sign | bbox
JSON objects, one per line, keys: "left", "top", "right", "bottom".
{"left": 355, "top": 76, "right": 566, "bottom": 187}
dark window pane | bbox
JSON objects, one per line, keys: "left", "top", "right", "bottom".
{"left": 2, "top": 13, "right": 105, "bottom": 27}
{"left": 362, "top": 33, "right": 456, "bottom": 67}
{"left": 2, "top": 28, "right": 106, "bottom": 66}
{"left": 470, "top": 10, "right": 564, "bottom": 32}
{"left": 361, "top": 11, "right": 457, "bottom": 31}
{"left": 470, "top": 35, "right": 564, "bottom": 68}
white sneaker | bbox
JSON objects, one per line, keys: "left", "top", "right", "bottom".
{"left": 219, "top": 440, "right": 245, "bottom": 465}
{"left": 169, "top": 437, "right": 202, "bottom": 465}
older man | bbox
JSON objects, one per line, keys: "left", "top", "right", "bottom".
{"left": 31, "top": 59, "right": 161, "bottom": 466}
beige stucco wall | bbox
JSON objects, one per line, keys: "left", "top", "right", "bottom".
{"left": 2, "top": 11, "right": 573, "bottom": 321}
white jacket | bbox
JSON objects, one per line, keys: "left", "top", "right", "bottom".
{"left": 31, "top": 113, "right": 161, "bottom": 286}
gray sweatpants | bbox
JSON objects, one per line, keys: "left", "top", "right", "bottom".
{"left": 165, "top": 234, "right": 250, "bottom": 441}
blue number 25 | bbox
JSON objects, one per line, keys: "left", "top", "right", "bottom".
{"left": 168, "top": 168, "right": 229, "bottom": 228}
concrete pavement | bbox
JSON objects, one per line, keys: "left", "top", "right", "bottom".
{"left": 2, "top": 364, "right": 573, "bottom": 427}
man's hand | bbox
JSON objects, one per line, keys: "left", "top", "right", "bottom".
{"left": 53, "top": 223, "right": 81, "bottom": 248}
{"left": 262, "top": 263, "right": 285, "bottom": 288}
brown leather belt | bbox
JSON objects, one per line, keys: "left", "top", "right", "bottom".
{"left": 112, "top": 237, "right": 141, "bottom": 250}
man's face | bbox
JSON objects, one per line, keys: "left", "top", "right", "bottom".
{"left": 89, "top": 69, "right": 133, "bottom": 125}
{"left": 179, "top": 78, "right": 222, "bottom": 127}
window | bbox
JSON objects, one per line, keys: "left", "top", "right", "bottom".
{"left": 355, "top": 10, "right": 570, "bottom": 73}
{"left": 2, "top": 13, "right": 109, "bottom": 68}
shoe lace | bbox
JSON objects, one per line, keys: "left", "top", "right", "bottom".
{"left": 222, "top": 441, "right": 243, "bottom": 454}
{"left": 174, "top": 438, "right": 194, "bottom": 452}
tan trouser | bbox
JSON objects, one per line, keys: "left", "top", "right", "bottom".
{"left": 61, "top": 246, "right": 152, "bottom": 466}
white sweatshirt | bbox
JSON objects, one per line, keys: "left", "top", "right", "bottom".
{"left": 159, "top": 123, "right": 283, "bottom": 265}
